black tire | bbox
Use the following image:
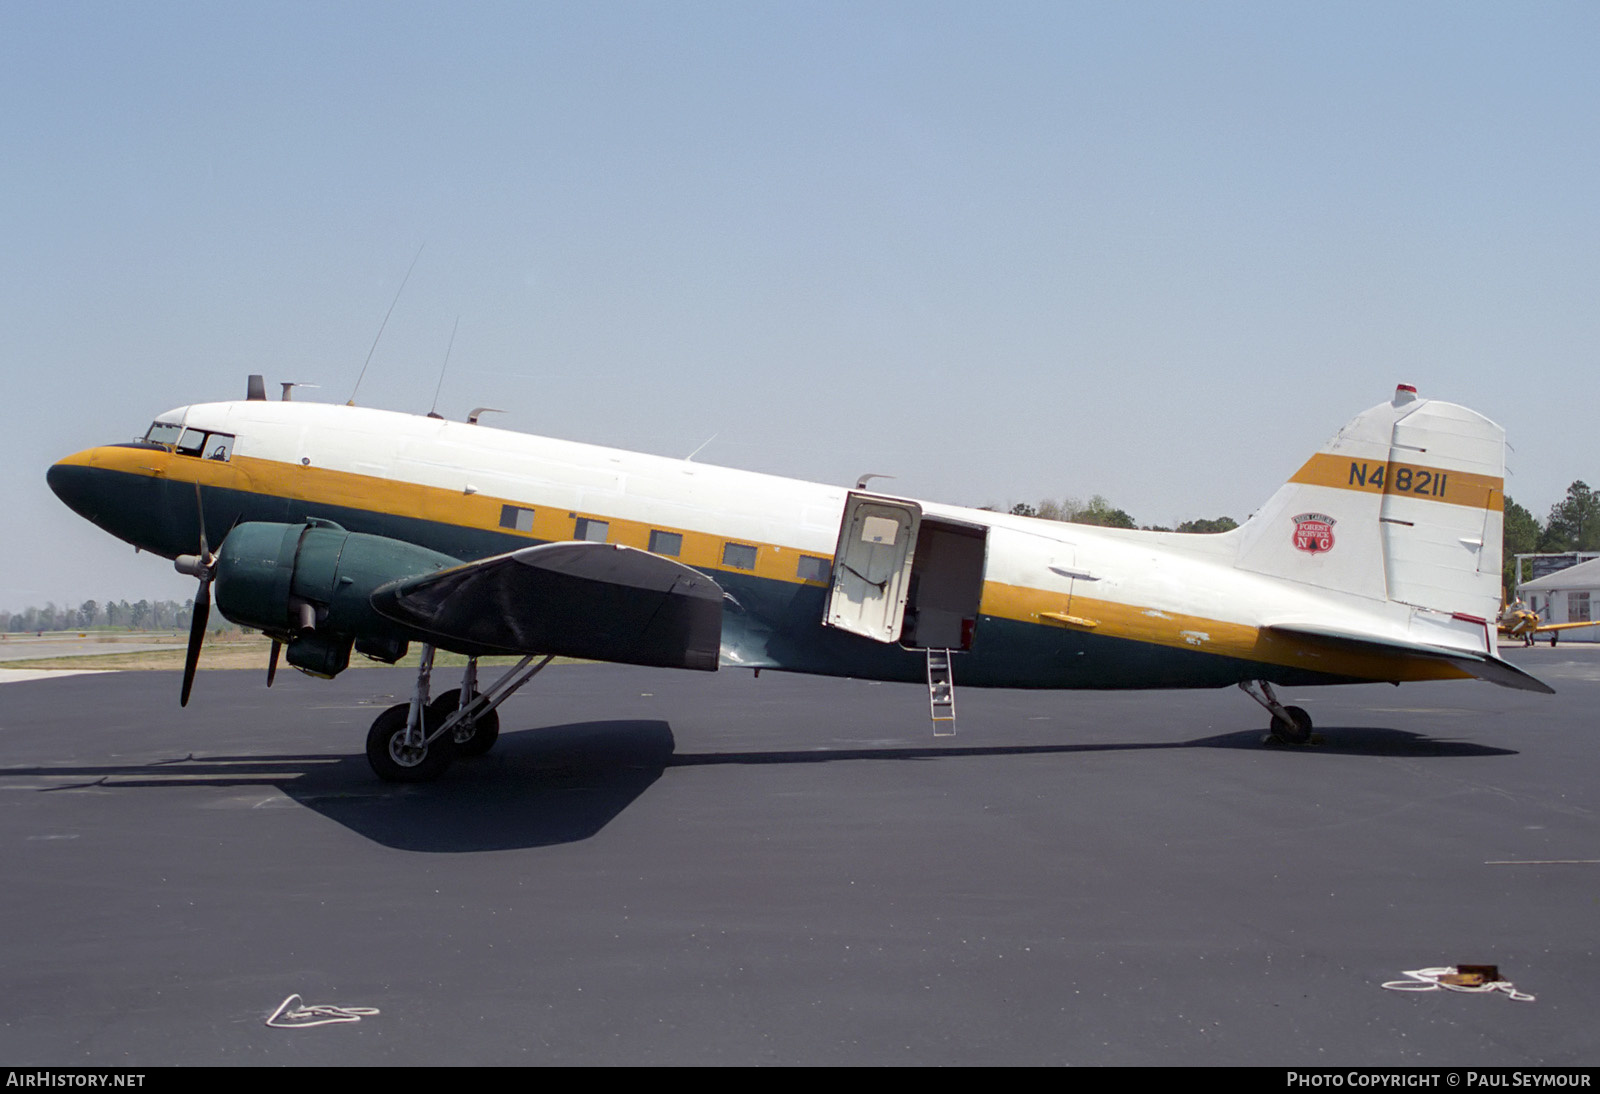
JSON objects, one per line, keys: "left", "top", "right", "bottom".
{"left": 366, "top": 702, "right": 454, "bottom": 782}
{"left": 1270, "top": 705, "right": 1313, "bottom": 745}
{"left": 427, "top": 689, "right": 501, "bottom": 758}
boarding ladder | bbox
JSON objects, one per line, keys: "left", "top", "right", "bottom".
{"left": 927, "top": 649, "right": 956, "bottom": 736}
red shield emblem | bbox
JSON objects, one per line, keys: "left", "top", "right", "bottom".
{"left": 1292, "top": 512, "right": 1336, "bottom": 554}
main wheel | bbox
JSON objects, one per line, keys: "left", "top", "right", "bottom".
{"left": 1270, "top": 705, "right": 1313, "bottom": 745}
{"left": 366, "top": 702, "right": 454, "bottom": 782}
{"left": 427, "top": 689, "right": 501, "bottom": 758}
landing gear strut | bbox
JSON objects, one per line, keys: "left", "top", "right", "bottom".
{"left": 428, "top": 657, "right": 502, "bottom": 757}
{"left": 1239, "top": 680, "right": 1314, "bottom": 744}
{"left": 363, "top": 648, "right": 556, "bottom": 782}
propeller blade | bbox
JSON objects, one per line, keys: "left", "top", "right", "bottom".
{"left": 266, "top": 639, "right": 280, "bottom": 688}
{"left": 180, "top": 577, "right": 210, "bottom": 708}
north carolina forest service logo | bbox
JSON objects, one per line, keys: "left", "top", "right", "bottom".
{"left": 1291, "top": 512, "right": 1336, "bottom": 555}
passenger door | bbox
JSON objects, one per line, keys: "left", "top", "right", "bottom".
{"left": 823, "top": 493, "right": 921, "bottom": 642}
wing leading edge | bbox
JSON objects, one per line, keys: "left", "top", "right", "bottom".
{"left": 371, "top": 541, "right": 724, "bottom": 671}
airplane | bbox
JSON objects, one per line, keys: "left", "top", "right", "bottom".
{"left": 1497, "top": 602, "right": 1595, "bottom": 646}
{"left": 47, "top": 379, "right": 1551, "bottom": 782}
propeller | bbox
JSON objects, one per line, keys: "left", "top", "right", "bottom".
{"left": 173, "top": 483, "right": 217, "bottom": 707}
{"left": 267, "top": 639, "right": 280, "bottom": 687}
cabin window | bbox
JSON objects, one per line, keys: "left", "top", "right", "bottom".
{"left": 722, "top": 542, "right": 757, "bottom": 571}
{"left": 575, "top": 518, "right": 609, "bottom": 543}
{"left": 649, "top": 530, "right": 683, "bottom": 556}
{"left": 174, "top": 428, "right": 235, "bottom": 461}
{"left": 499, "top": 505, "right": 536, "bottom": 533}
{"left": 796, "top": 555, "right": 831, "bottom": 583}
{"left": 861, "top": 515, "right": 900, "bottom": 545}
{"left": 1570, "top": 591, "right": 1591, "bottom": 622}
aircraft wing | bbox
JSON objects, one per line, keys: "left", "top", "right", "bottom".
{"left": 1531, "top": 620, "right": 1599, "bottom": 634}
{"left": 1264, "top": 623, "right": 1556, "bottom": 694}
{"left": 370, "top": 541, "right": 724, "bottom": 671}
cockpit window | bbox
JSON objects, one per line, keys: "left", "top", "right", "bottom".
{"left": 144, "top": 422, "right": 183, "bottom": 446}
{"left": 173, "top": 428, "right": 236, "bottom": 461}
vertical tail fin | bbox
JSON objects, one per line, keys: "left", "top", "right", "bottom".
{"left": 1235, "top": 385, "right": 1504, "bottom": 628}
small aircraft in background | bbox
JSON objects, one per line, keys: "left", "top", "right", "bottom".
{"left": 1497, "top": 601, "right": 1594, "bottom": 646}
{"left": 48, "top": 380, "right": 1549, "bottom": 782}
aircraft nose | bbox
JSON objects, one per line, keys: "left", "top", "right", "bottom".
{"left": 47, "top": 454, "right": 102, "bottom": 521}
{"left": 49, "top": 446, "right": 178, "bottom": 555}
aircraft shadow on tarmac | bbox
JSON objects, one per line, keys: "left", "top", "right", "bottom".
{"left": 666, "top": 726, "right": 1515, "bottom": 765}
{"left": 4, "top": 720, "right": 1515, "bottom": 853}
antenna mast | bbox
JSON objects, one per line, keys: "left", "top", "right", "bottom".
{"left": 348, "top": 243, "right": 425, "bottom": 406}
{"left": 428, "top": 315, "right": 460, "bottom": 419}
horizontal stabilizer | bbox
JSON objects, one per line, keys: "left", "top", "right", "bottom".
{"left": 372, "top": 541, "right": 724, "bottom": 671}
{"left": 1264, "top": 623, "right": 1555, "bottom": 694}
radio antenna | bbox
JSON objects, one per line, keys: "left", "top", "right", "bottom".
{"left": 348, "top": 243, "right": 425, "bottom": 406}
{"left": 428, "top": 315, "right": 460, "bottom": 419}
{"left": 686, "top": 433, "right": 719, "bottom": 462}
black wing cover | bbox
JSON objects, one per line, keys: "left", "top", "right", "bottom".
{"left": 371, "top": 541, "right": 724, "bottom": 671}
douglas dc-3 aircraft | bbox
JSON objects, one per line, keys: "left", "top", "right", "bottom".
{"left": 48, "top": 379, "right": 1551, "bottom": 782}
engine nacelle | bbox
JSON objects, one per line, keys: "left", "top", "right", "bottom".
{"left": 213, "top": 521, "right": 460, "bottom": 676}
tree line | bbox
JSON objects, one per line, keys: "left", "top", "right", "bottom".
{"left": 1001, "top": 494, "right": 1238, "bottom": 534}
{"left": 1504, "top": 481, "right": 1600, "bottom": 590}
{"left": 0, "top": 599, "right": 201, "bottom": 635}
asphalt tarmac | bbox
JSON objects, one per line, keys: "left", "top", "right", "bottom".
{"left": 1, "top": 648, "right": 1596, "bottom": 1066}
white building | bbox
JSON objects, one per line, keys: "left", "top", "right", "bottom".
{"left": 1518, "top": 556, "right": 1600, "bottom": 642}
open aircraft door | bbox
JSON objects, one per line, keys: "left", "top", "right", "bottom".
{"left": 825, "top": 494, "right": 921, "bottom": 642}
{"left": 824, "top": 492, "right": 989, "bottom": 651}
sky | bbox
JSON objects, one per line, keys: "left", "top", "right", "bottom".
{"left": 3, "top": 1, "right": 1597, "bottom": 611}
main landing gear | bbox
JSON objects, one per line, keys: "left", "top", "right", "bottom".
{"left": 1238, "top": 680, "right": 1314, "bottom": 745}
{"left": 365, "top": 646, "right": 555, "bottom": 782}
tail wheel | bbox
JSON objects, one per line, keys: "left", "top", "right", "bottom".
{"left": 366, "top": 702, "right": 454, "bottom": 782}
{"left": 427, "top": 689, "right": 500, "bottom": 758}
{"left": 1271, "top": 705, "right": 1313, "bottom": 745}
